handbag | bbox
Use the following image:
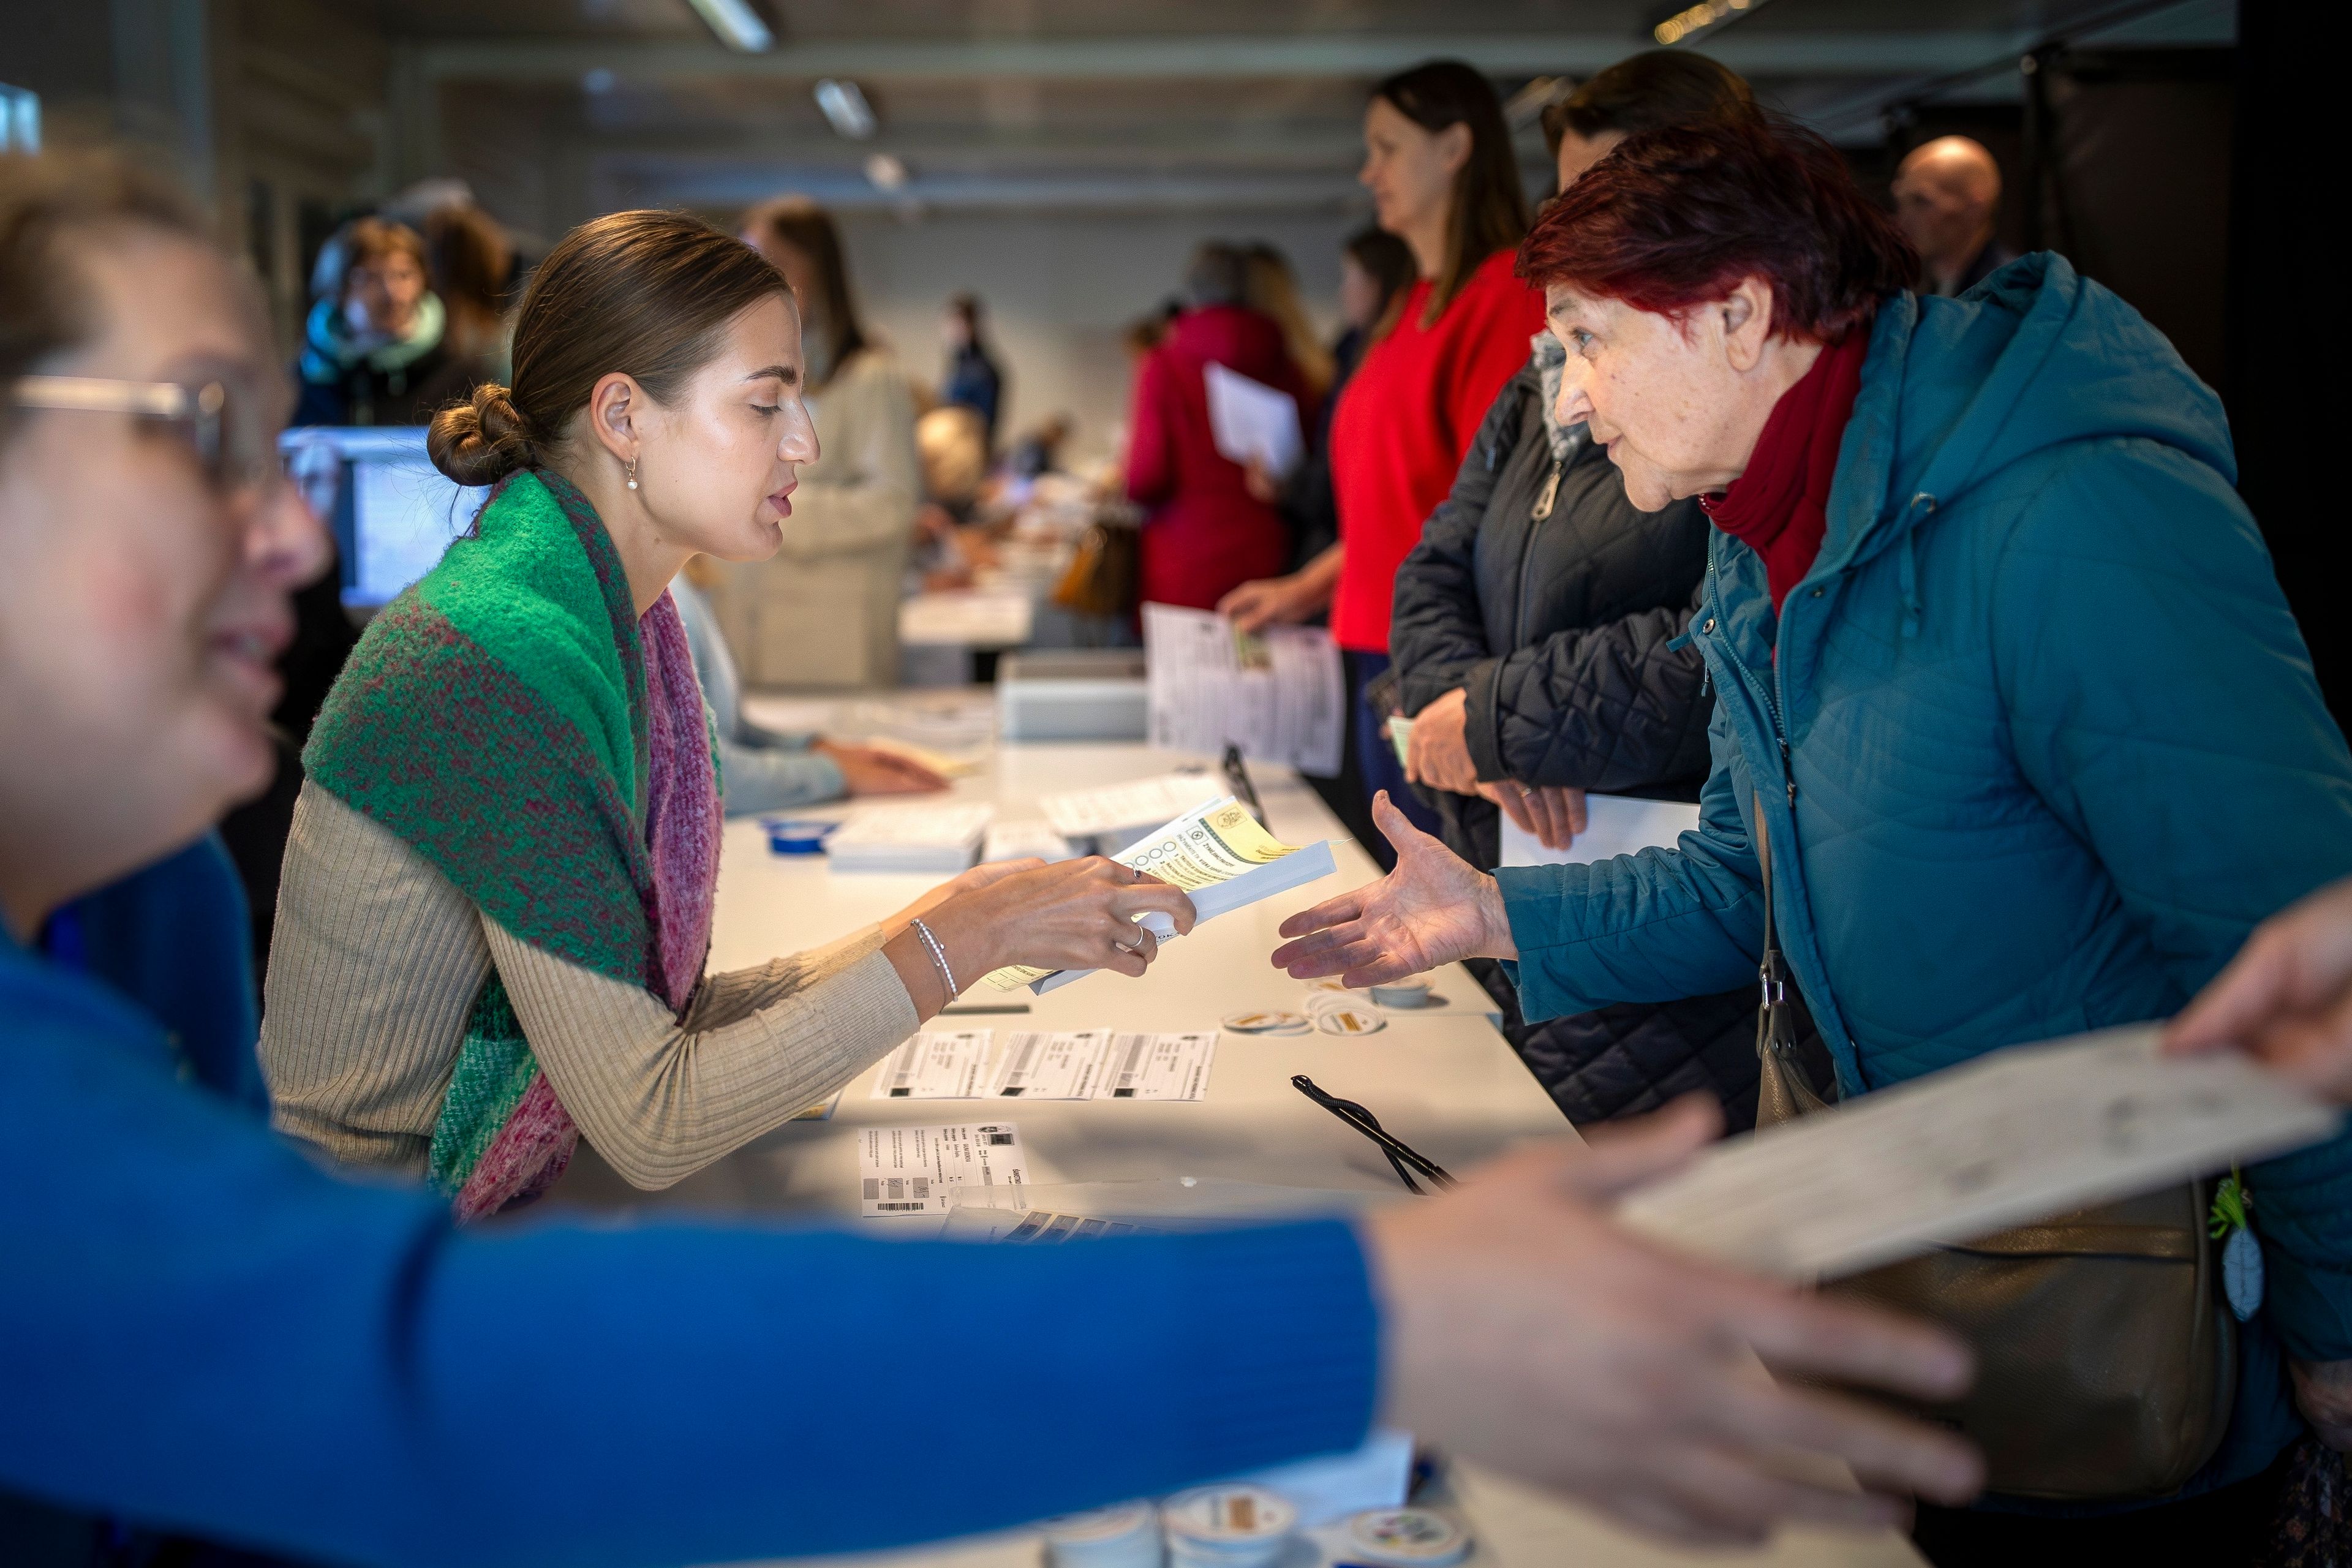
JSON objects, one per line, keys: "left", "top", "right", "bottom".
{"left": 1749, "top": 793, "right": 2237, "bottom": 1501}
{"left": 1051, "top": 508, "right": 1140, "bottom": 620}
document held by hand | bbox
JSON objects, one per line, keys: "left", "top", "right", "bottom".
{"left": 1144, "top": 603, "right": 1344, "bottom": 778}
{"left": 983, "top": 795, "right": 1335, "bottom": 993}
{"left": 1204, "top": 361, "right": 1303, "bottom": 478}
{"left": 1615, "top": 1025, "right": 2340, "bottom": 1281}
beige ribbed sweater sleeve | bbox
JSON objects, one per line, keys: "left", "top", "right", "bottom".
{"left": 262, "top": 782, "right": 921, "bottom": 1189}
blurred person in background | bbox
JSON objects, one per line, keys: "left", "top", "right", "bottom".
{"left": 1124, "top": 241, "right": 1313, "bottom": 612}
{"left": 671, "top": 557, "right": 948, "bottom": 815}
{"left": 938, "top": 290, "right": 1003, "bottom": 448}
{"left": 0, "top": 150, "right": 1985, "bottom": 1564}
{"left": 1892, "top": 136, "right": 2015, "bottom": 298}
{"left": 1274, "top": 108, "right": 2352, "bottom": 1562}
{"left": 1280, "top": 224, "right": 1416, "bottom": 856}
{"left": 293, "top": 215, "right": 480, "bottom": 428}
{"left": 709, "top": 197, "right": 919, "bottom": 689}
{"left": 1275, "top": 226, "right": 1413, "bottom": 572}
{"left": 1219, "top": 60, "right": 1541, "bottom": 864}
{"left": 911, "top": 403, "right": 999, "bottom": 590}
{"left": 1121, "top": 300, "right": 1181, "bottom": 366}
{"left": 423, "top": 200, "right": 516, "bottom": 384}
{"left": 1387, "top": 51, "right": 1770, "bottom": 1129}
{"left": 1242, "top": 241, "right": 1336, "bottom": 399}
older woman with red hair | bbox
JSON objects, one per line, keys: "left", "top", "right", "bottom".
{"left": 1274, "top": 113, "right": 2352, "bottom": 1560}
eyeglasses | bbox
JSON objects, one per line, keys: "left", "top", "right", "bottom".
{"left": 9, "top": 375, "right": 284, "bottom": 494}
{"left": 1292, "top": 1073, "right": 1456, "bottom": 1195}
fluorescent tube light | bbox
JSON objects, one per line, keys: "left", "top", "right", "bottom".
{"left": 684, "top": 0, "right": 773, "bottom": 53}
{"left": 815, "top": 78, "right": 878, "bottom": 140}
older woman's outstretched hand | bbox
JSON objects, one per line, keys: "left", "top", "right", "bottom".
{"left": 1270, "top": 791, "right": 1515, "bottom": 984}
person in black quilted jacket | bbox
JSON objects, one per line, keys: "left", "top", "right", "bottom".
{"left": 1387, "top": 51, "right": 1799, "bottom": 1130}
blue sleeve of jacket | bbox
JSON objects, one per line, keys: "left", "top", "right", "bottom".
{"left": 0, "top": 974, "right": 1378, "bottom": 1568}
{"left": 1494, "top": 700, "right": 1766, "bottom": 1022}
{"left": 715, "top": 730, "right": 847, "bottom": 817}
{"left": 55, "top": 834, "right": 266, "bottom": 1115}
{"left": 1992, "top": 439, "right": 2352, "bottom": 1362}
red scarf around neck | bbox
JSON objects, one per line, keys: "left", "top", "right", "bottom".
{"left": 1699, "top": 331, "right": 1869, "bottom": 612}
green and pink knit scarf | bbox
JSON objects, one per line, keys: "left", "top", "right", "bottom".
{"left": 306, "top": 469, "right": 720, "bottom": 1219}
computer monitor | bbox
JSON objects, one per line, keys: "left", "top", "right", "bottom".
{"left": 282, "top": 427, "right": 488, "bottom": 609}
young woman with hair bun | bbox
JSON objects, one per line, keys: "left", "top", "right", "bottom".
{"left": 261, "top": 208, "right": 1197, "bottom": 1213}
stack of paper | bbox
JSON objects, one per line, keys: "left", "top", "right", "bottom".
{"left": 864, "top": 1027, "right": 1223, "bottom": 1102}
{"left": 982, "top": 819, "right": 1080, "bottom": 864}
{"left": 1036, "top": 771, "right": 1224, "bottom": 842}
{"left": 986, "top": 794, "right": 1334, "bottom": 993}
{"left": 858, "top": 1123, "right": 1027, "bottom": 1218}
{"left": 1144, "top": 603, "right": 1345, "bottom": 778}
{"left": 1498, "top": 793, "right": 1700, "bottom": 869}
{"left": 824, "top": 801, "right": 994, "bottom": 874}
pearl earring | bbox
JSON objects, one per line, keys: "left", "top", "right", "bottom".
{"left": 625, "top": 458, "right": 639, "bottom": 491}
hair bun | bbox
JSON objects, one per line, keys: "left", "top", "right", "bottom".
{"left": 428, "top": 383, "right": 534, "bottom": 488}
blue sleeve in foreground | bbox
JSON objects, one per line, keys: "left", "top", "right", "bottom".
{"left": 0, "top": 968, "right": 1379, "bottom": 1568}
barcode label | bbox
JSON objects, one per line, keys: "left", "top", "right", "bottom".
{"left": 986, "top": 1131, "right": 1015, "bottom": 1145}
{"left": 998, "top": 1032, "right": 1044, "bottom": 1092}
{"left": 874, "top": 1202, "right": 926, "bottom": 1212}
{"left": 1109, "top": 1033, "right": 1150, "bottom": 1096}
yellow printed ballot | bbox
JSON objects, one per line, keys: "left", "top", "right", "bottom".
{"left": 984, "top": 796, "right": 1332, "bottom": 993}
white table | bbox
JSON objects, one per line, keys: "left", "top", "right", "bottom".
{"left": 552, "top": 708, "right": 1923, "bottom": 1568}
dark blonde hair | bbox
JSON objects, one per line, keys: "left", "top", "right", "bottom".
{"left": 741, "top": 195, "right": 868, "bottom": 385}
{"left": 1369, "top": 61, "right": 1530, "bottom": 328}
{"left": 428, "top": 208, "right": 787, "bottom": 488}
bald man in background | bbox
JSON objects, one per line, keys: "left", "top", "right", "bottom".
{"left": 1892, "top": 135, "right": 2016, "bottom": 295}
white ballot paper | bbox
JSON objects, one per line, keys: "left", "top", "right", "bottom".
{"left": 824, "top": 801, "right": 995, "bottom": 874}
{"left": 1037, "top": 771, "right": 1224, "bottom": 840}
{"left": 869, "top": 1030, "right": 998, "bottom": 1100}
{"left": 1094, "top": 1030, "right": 1220, "bottom": 1101}
{"left": 991, "top": 1030, "right": 1114, "bottom": 1098}
{"left": 1204, "top": 361, "right": 1303, "bottom": 478}
{"left": 1144, "top": 603, "right": 1345, "bottom": 778}
{"left": 984, "top": 796, "right": 1335, "bottom": 993}
{"left": 1616, "top": 1025, "right": 2340, "bottom": 1281}
{"left": 858, "top": 1122, "right": 1027, "bottom": 1217}
{"left": 982, "top": 819, "right": 1080, "bottom": 864}
{"left": 1498, "top": 793, "right": 1701, "bottom": 869}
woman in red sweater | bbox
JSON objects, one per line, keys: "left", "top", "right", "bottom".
{"left": 1220, "top": 61, "right": 1542, "bottom": 848}
{"left": 1124, "top": 243, "right": 1313, "bottom": 611}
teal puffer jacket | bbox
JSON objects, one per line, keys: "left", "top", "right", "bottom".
{"left": 1495, "top": 254, "right": 2352, "bottom": 1496}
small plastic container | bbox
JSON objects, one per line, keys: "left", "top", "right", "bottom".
{"left": 1039, "top": 1501, "right": 1163, "bottom": 1568}
{"left": 1161, "top": 1485, "right": 1296, "bottom": 1568}
{"left": 1341, "top": 1507, "right": 1470, "bottom": 1566}
{"left": 1368, "top": 980, "right": 1431, "bottom": 1010}
{"left": 760, "top": 817, "right": 838, "bottom": 856}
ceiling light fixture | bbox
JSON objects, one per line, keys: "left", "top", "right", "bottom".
{"left": 815, "top": 78, "right": 878, "bottom": 140}
{"left": 684, "top": 0, "right": 773, "bottom": 53}
{"left": 1654, "top": 0, "right": 1773, "bottom": 47}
